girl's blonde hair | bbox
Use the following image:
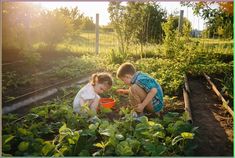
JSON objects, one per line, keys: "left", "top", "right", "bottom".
{"left": 91, "top": 72, "right": 113, "bottom": 87}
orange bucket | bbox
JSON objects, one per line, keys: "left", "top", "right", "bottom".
{"left": 99, "top": 98, "right": 115, "bottom": 108}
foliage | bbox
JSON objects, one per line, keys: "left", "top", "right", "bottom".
{"left": 108, "top": 1, "right": 128, "bottom": 53}
{"left": 215, "top": 72, "right": 233, "bottom": 99}
{"left": 126, "top": 2, "right": 167, "bottom": 45}
{"left": 106, "top": 49, "right": 128, "bottom": 65}
{"left": 2, "top": 3, "right": 96, "bottom": 51}
{"left": 2, "top": 2, "right": 42, "bottom": 49}
{"left": 181, "top": 2, "right": 233, "bottom": 39}
{"left": 38, "top": 10, "right": 73, "bottom": 49}
{"left": 55, "top": 7, "right": 95, "bottom": 31}
{"left": 162, "top": 16, "right": 179, "bottom": 58}
{"left": 52, "top": 55, "right": 103, "bottom": 78}
{"left": 19, "top": 48, "right": 41, "bottom": 65}
{"left": 3, "top": 36, "right": 233, "bottom": 155}
{"left": 108, "top": 1, "right": 167, "bottom": 53}
{"left": 2, "top": 71, "right": 32, "bottom": 101}
{"left": 2, "top": 93, "right": 198, "bottom": 156}
{"left": 219, "top": 2, "right": 233, "bottom": 15}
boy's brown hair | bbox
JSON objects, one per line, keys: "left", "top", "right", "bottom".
{"left": 116, "top": 62, "right": 136, "bottom": 78}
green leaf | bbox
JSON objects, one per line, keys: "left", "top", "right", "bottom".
{"left": 17, "top": 128, "right": 31, "bottom": 136}
{"left": 135, "top": 123, "right": 149, "bottom": 131}
{"left": 18, "top": 141, "right": 29, "bottom": 152}
{"left": 3, "top": 144, "right": 11, "bottom": 152}
{"left": 92, "top": 150, "right": 102, "bottom": 156}
{"left": 42, "top": 142, "right": 55, "bottom": 156}
{"left": 94, "top": 141, "right": 109, "bottom": 149}
{"left": 191, "top": 126, "right": 199, "bottom": 132}
{"left": 59, "top": 123, "right": 67, "bottom": 133}
{"left": 141, "top": 131, "right": 151, "bottom": 137}
{"left": 59, "top": 146, "right": 69, "bottom": 155}
{"left": 88, "top": 123, "right": 99, "bottom": 131}
{"left": 59, "top": 123, "right": 72, "bottom": 136}
{"left": 182, "top": 112, "right": 190, "bottom": 121}
{"left": 148, "top": 121, "right": 155, "bottom": 126}
{"left": 115, "top": 134, "right": 124, "bottom": 140}
{"left": 73, "top": 131, "right": 80, "bottom": 141}
{"left": 144, "top": 143, "right": 156, "bottom": 154}
{"left": 153, "top": 123, "right": 164, "bottom": 130}
{"left": 140, "top": 116, "right": 148, "bottom": 123}
{"left": 3, "top": 135, "right": 15, "bottom": 145}
{"left": 165, "top": 136, "right": 172, "bottom": 144}
{"left": 116, "top": 141, "right": 134, "bottom": 156}
{"left": 100, "top": 130, "right": 111, "bottom": 137}
{"left": 172, "top": 135, "right": 184, "bottom": 145}
{"left": 153, "top": 131, "right": 165, "bottom": 138}
{"left": 153, "top": 145, "right": 166, "bottom": 156}
{"left": 79, "top": 150, "right": 90, "bottom": 156}
{"left": 100, "top": 106, "right": 112, "bottom": 113}
{"left": 126, "top": 138, "right": 140, "bottom": 153}
{"left": 68, "top": 138, "right": 75, "bottom": 144}
{"left": 94, "top": 142, "right": 105, "bottom": 148}
{"left": 99, "top": 123, "right": 116, "bottom": 137}
{"left": 181, "top": 132, "right": 194, "bottom": 139}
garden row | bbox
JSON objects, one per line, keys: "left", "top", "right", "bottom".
{"left": 2, "top": 38, "right": 233, "bottom": 156}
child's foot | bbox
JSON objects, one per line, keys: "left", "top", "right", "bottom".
{"left": 132, "top": 112, "right": 144, "bottom": 122}
{"left": 155, "top": 112, "right": 163, "bottom": 118}
{"left": 88, "top": 116, "right": 100, "bottom": 123}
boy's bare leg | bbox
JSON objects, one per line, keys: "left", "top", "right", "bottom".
{"left": 129, "top": 84, "right": 154, "bottom": 114}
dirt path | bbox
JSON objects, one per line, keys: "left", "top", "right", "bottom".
{"left": 188, "top": 76, "right": 233, "bottom": 156}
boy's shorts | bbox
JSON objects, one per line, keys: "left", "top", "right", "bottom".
{"left": 152, "top": 100, "right": 164, "bottom": 112}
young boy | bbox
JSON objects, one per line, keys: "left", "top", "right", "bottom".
{"left": 116, "top": 62, "right": 164, "bottom": 116}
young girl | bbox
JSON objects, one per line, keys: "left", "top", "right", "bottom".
{"left": 73, "top": 72, "right": 113, "bottom": 114}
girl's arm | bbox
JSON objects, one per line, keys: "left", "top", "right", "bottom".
{"left": 90, "top": 96, "right": 100, "bottom": 113}
{"left": 80, "top": 98, "right": 93, "bottom": 109}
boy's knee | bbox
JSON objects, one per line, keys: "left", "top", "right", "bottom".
{"left": 129, "top": 84, "right": 141, "bottom": 94}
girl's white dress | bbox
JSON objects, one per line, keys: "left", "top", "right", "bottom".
{"left": 73, "top": 83, "right": 100, "bottom": 113}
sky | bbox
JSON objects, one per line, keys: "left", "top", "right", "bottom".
{"left": 36, "top": 1, "right": 205, "bottom": 30}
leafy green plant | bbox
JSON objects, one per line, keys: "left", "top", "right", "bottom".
{"left": 215, "top": 73, "right": 233, "bottom": 99}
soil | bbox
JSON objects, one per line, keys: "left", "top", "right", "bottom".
{"left": 188, "top": 76, "right": 233, "bottom": 156}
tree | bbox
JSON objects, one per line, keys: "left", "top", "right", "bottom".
{"left": 181, "top": 1, "right": 233, "bottom": 39}
{"left": 126, "top": 2, "right": 167, "bottom": 45}
{"left": 80, "top": 17, "right": 95, "bottom": 31}
{"left": 2, "top": 2, "right": 42, "bottom": 49}
{"left": 162, "top": 14, "right": 192, "bottom": 58}
{"left": 162, "top": 15, "right": 178, "bottom": 58}
{"left": 56, "top": 7, "right": 95, "bottom": 31}
{"left": 108, "top": 1, "right": 167, "bottom": 53}
{"left": 167, "top": 15, "right": 192, "bottom": 40}
{"left": 108, "top": 1, "right": 129, "bottom": 53}
{"left": 38, "top": 9, "right": 73, "bottom": 49}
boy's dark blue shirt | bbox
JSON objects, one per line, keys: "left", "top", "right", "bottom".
{"left": 131, "top": 71, "right": 164, "bottom": 112}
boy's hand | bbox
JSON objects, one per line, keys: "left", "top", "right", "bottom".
{"left": 134, "top": 103, "right": 145, "bottom": 113}
{"left": 116, "top": 89, "right": 129, "bottom": 95}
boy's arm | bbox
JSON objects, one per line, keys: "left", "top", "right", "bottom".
{"left": 135, "top": 88, "right": 157, "bottom": 112}
{"left": 116, "top": 89, "right": 129, "bottom": 94}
